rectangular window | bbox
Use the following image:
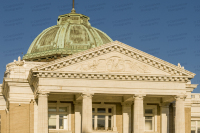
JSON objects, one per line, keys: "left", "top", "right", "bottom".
{"left": 97, "top": 115, "right": 105, "bottom": 130}
{"left": 191, "top": 120, "right": 200, "bottom": 133}
{"left": 108, "top": 115, "right": 112, "bottom": 130}
{"left": 92, "top": 105, "right": 115, "bottom": 131}
{"left": 145, "top": 109, "right": 153, "bottom": 131}
{"left": 97, "top": 108, "right": 106, "bottom": 113}
{"left": 145, "top": 116, "right": 153, "bottom": 130}
{"left": 48, "top": 115, "right": 56, "bottom": 129}
{"left": 48, "top": 102, "right": 70, "bottom": 131}
{"left": 92, "top": 115, "right": 95, "bottom": 130}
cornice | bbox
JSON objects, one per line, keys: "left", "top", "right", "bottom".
{"left": 31, "top": 41, "right": 195, "bottom": 77}
{"left": 30, "top": 71, "right": 190, "bottom": 83}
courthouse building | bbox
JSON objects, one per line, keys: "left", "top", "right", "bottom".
{"left": 0, "top": 7, "right": 199, "bottom": 133}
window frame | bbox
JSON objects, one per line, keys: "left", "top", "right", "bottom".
{"left": 48, "top": 101, "right": 71, "bottom": 132}
{"left": 144, "top": 105, "right": 157, "bottom": 132}
{"left": 191, "top": 120, "right": 200, "bottom": 133}
{"left": 92, "top": 104, "right": 116, "bottom": 131}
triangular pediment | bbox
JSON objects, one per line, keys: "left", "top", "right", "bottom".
{"left": 56, "top": 51, "right": 170, "bottom": 75}
{"left": 32, "top": 41, "right": 195, "bottom": 77}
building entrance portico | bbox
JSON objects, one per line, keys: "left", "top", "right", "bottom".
{"left": 25, "top": 41, "right": 197, "bottom": 133}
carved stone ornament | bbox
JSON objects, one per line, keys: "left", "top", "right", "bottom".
{"left": 14, "top": 56, "right": 25, "bottom": 66}
{"left": 73, "top": 56, "right": 151, "bottom": 73}
{"left": 134, "top": 94, "right": 146, "bottom": 99}
{"left": 81, "top": 93, "right": 93, "bottom": 99}
{"left": 174, "top": 95, "right": 187, "bottom": 100}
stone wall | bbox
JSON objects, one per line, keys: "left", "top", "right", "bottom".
{"left": 0, "top": 110, "right": 7, "bottom": 133}
{"left": 9, "top": 103, "right": 33, "bottom": 133}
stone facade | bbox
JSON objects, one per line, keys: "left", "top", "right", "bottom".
{"left": 0, "top": 41, "right": 198, "bottom": 133}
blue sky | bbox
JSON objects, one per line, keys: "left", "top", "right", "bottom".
{"left": 0, "top": 0, "right": 200, "bottom": 92}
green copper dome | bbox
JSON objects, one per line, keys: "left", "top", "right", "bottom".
{"left": 23, "top": 10, "right": 113, "bottom": 61}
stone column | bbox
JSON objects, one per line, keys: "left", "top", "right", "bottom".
{"left": 175, "top": 95, "right": 186, "bottom": 133}
{"left": 82, "top": 93, "right": 93, "bottom": 133}
{"left": 122, "top": 102, "right": 132, "bottom": 133}
{"left": 161, "top": 103, "right": 170, "bottom": 133}
{"left": 133, "top": 94, "right": 145, "bottom": 133}
{"left": 74, "top": 101, "right": 82, "bottom": 133}
{"left": 37, "top": 93, "right": 48, "bottom": 133}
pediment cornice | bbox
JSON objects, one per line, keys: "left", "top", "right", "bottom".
{"left": 28, "top": 71, "right": 190, "bottom": 83}
{"left": 31, "top": 41, "right": 195, "bottom": 77}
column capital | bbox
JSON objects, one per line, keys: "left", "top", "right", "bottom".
{"left": 37, "top": 92, "right": 49, "bottom": 97}
{"left": 133, "top": 94, "right": 146, "bottom": 100}
{"left": 81, "top": 93, "right": 94, "bottom": 99}
{"left": 174, "top": 95, "right": 187, "bottom": 101}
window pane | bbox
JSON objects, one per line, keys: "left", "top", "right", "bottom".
{"left": 97, "top": 115, "right": 105, "bottom": 130}
{"left": 48, "top": 107, "right": 56, "bottom": 112}
{"left": 145, "top": 109, "right": 153, "bottom": 114}
{"left": 108, "top": 115, "right": 111, "bottom": 130}
{"left": 59, "top": 114, "right": 67, "bottom": 129}
{"left": 97, "top": 108, "right": 106, "bottom": 113}
{"left": 92, "top": 115, "right": 95, "bottom": 130}
{"left": 191, "top": 131, "right": 195, "bottom": 133}
{"left": 59, "top": 107, "right": 67, "bottom": 112}
{"left": 108, "top": 108, "right": 112, "bottom": 113}
{"left": 198, "top": 127, "right": 200, "bottom": 133}
{"left": 198, "top": 121, "right": 200, "bottom": 126}
{"left": 145, "top": 116, "right": 153, "bottom": 120}
{"left": 92, "top": 108, "right": 95, "bottom": 113}
{"left": 191, "top": 121, "right": 196, "bottom": 125}
{"left": 48, "top": 115, "right": 56, "bottom": 129}
{"left": 145, "top": 120, "right": 152, "bottom": 130}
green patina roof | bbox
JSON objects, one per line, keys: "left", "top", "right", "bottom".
{"left": 23, "top": 10, "right": 113, "bottom": 61}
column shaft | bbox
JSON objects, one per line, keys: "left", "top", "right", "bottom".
{"left": 37, "top": 93, "right": 48, "bottom": 133}
{"left": 74, "top": 102, "right": 82, "bottom": 133}
{"left": 122, "top": 103, "right": 132, "bottom": 133}
{"left": 175, "top": 96, "right": 185, "bottom": 133}
{"left": 161, "top": 105, "right": 169, "bottom": 133}
{"left": 134, "top": 95, "right": 145, "bottom": 133}
{"left": 82, "top": 93, "right": 93, "bottom": 133}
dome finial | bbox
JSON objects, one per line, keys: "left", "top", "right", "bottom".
{"left": 71, "top": 0, "right": 76, "bottom": 13}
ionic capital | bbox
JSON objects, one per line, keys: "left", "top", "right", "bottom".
{"left": 81, "top": 93, "right": 94, "bottom": 99}
{"left": 38, "top": 92, "right": 49, "bottom": 97}
{"left": 174, "top": 95, "right": 187, "bottom": 101}
{"left": 133, "top": 94, "right": 146, "bottom": 100}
